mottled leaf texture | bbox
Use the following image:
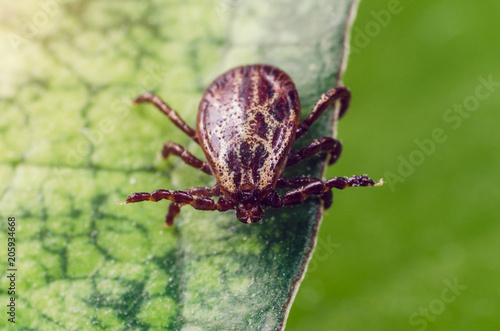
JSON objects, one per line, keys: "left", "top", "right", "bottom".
{"left": 0, "top": 0, "right": 358, "bottom": 330}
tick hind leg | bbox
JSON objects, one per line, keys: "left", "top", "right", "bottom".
{"left": 295, "top": 87, "right": 350, "bottom": 140}
{"left": 124, "top": 185, "right": 235, "bottom": 226}
{"left": 286, "top": 137, "right": 342, "bottom": 167}
{"left": 162, "top": 142, "right": 212, "bottom": 175}
{"left": 135, "top": 92, "right": 199, "bottom": 144}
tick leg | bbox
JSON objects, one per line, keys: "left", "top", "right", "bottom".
{"left": 283, "top": 175, "right": 378, "bottom": 206}
{"left": 125, "top": 185, "right": 235, "bottom": 226}
{"left": 184, "top": 184, "right": 220, "bottom": 197}
{"left": 162, "top": 142, "right": 212, "bottom": 175}
{"left": 276, "top": 176, "right": 333, "bottom": 209}
{"left": 286, "top": 137, "right": 342, "bottom": 167}
{"left": 265, "top": 175, "right": 380, "bottom": 209}
{"left": 295, "top": 87, "right": 350, "bottom": 140}
{"left": 276, "top": 176, "right": 321, "bottom": 188}
{"left": 166, "top": 203, "right": 182, "bottom": 226}
{"left": 135, "top": 92, "right": 199, "bottom": 144}
{"left": 165, "top": 185, "right": 220, "bottom": 225}
{"left": 320, "top": 190, "right": 333, "bottom": 210}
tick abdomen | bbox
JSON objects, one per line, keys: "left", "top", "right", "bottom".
{"left": 197, "top": 65, "right": 301, "bottom": 200}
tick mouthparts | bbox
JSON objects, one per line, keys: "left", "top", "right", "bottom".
{"left": 236, "top": 204, "right": 264, "bottom": 224}
{"left": 375, "top": 178, "right": 384, "bottom": 186}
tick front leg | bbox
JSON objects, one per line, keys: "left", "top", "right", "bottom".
{"left": 265, "top": 175, "right": 381, "bottom": 209}
{"left": 135, "top": 92, "right": 199, "bottom": 144}
{"left": 286, "top": 137, "right": 342, "bottom": 167}
{"left": 162, "top": 142, "right": 212, "bottom": 175}
{"left": 283, "top": 175, "right": 379, "bottom": 206}
{"left": 295, "top": 87, "right": 350, "bottom": 140}
{"left": 276, "top": 176, "right": 333, "bottom": 209}
{"left": 124, "top": 185, "right": 234, "bottom": 226}
{"left": 165, "top": 185, "right": 221, "bottom": 225}
{"left": 276, "top": 176, "right": 321, "bottom": 188}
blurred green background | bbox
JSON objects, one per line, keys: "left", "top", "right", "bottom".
{"left": 288, "top": 0, "right": 500, "bottom": 330}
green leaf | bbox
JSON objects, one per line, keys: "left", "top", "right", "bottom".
{"left": 0, "top": 0, "right": 359, "bottom": 329}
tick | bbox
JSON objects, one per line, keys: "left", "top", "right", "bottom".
{"left": 124, "top": 64, "right": 381, "bottom": 225}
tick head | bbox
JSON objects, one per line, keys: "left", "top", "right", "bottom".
{"left": 236, "top": 203, "right": 264, "bottom": 224}
{"left": 235, "top": 191, "right": 264, "bottom": 224}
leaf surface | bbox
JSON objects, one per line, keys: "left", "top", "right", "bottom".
{"left": 0, "top": 0, "right": 358, "bottom": 329}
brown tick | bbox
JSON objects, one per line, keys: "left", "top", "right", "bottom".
{"left": 124, "top": 64, "right": 381, "bottom": 225}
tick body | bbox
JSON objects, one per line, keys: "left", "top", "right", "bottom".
{"left": 125, "top": 64, "right": 380, "bottom": 225}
